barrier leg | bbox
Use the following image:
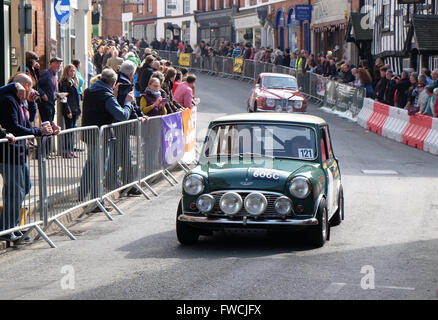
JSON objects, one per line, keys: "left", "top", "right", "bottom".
{"left": 141, "top": 181, "right": 159, "bottom": 197}
{"left": 165, "top": 169, "right": 179, "bottom": 184}
{"left": 34, "top": 225, "right": 57, "bottom": 248}
{"left": 134, "top": 183, "right": 151, "bottom": 200}
{"left": 161, "top": 171, "right": 176, "bottom": 186}
{"left": 96, "top": 200, "right": 114, "bottom": 221}
{"left": 53, "top": 218, "right": 77, "bottom": 240}
{"left": 103, "top": 196, "right": 125, "bottom": 215}
{"left": 178, "top": 161, "right": 189, "bottom": 173}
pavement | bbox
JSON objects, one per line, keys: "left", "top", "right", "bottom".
{"left": 0, "top": 73, "right": 437, "bottom": 300}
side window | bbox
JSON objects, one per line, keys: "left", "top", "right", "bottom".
{"left": 320, "top": 128, "right": 327, "bottom": 162}
{"left": 323, "top": 127, "right": 334, "bottom": 159}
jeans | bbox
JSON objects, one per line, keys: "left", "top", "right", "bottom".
{"left": 0, "top": 163, "right": 31, "bottom": 231}
{"left": 63, "top": 115, "right": 78, "bottom": 155}
{"left": 78, "top": 139, "right": 119, "bottom": 201}
{"left": 78, "top": 142, "right": 99, "bottom": 201}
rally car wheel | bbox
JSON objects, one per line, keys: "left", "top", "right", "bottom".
{"left": 330, "top": 186, "right": 344, "bottom": 226}
{"left": 176, "top": 200, "right": 199, "bottom": 245}
{"left": 247, "top": 101, "right": 252, "bottom": 113}
{"left": 308, "top": 199, "right": 329, "bottom": 248}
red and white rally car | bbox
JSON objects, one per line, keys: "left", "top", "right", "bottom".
{"left": 247, "top": 73, "right": 307, "bottom": 113}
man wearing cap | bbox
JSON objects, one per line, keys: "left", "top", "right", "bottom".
{"left": 38, "top": 57, "right": 62, "bottom": 124}
{"left": 37, "top": 57, "right": 62, "bottom": 158}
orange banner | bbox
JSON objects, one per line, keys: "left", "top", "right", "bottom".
{"left": 182, "top": 108, "right": 195, "bottom": 153}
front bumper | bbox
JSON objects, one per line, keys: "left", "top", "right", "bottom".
{"left": 179, "top": 214, "right": 318, "bottom": 229}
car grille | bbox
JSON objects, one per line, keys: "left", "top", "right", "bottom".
{"left": 208, "top": 190, "right": 291, "bottom": 219}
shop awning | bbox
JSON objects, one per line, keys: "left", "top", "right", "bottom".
{"left": 345, "top": 13, "right": 373, "bottom": 42}
{"left": 405, "top": 14, "right": 438, "bottom": 54}
{"left": 166, "top": 23, "right": 181, "bottom": 30}
{"left": 132, "top": 19, "right": 156, "bottom": 26}
{"left": 311, "top": 19, "right": 348, "bottom": 33}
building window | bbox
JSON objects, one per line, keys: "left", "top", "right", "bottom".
{"left": 382, "top": 0, "right": 390, "bottom": 30}
{"left": 245, "top": 0, "right": 249, "bottom": 7}
{"left": 166, "top": 0, "right": 176, "bottom": 15}
{"left": 138, "top": 4, "right": 143, "bottom": 14}
{"left": 148, "top": 0, "right": 152, "bottom": 13}
{"left": 184, "top": 0, "right": 190, "bottom": 13}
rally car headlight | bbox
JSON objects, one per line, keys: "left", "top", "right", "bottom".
{"left": 294, "top": 100, "right": 303, "bottom": 109}
{"left": 266, "top": 98, "right": 276, "bottom": 107}
{"left": 274, "top": 197, "right": 293, "bottom": 215}
{"left": 275, "top": 105, "right": 283, "bottom": 112}
{"left": 183, "top": 174, "right": 204, "bottom": 196}
{"left": 196, "top": 194, "right": 215, "bottom": 213}
{"left": 289, "top": 177, "right": 311, "bottom": 199}
{"left": 244, "top": 193, "right": 268, "bottom": 216}
{"left": 220, "top": 192, "right": 243, "bottom": 216}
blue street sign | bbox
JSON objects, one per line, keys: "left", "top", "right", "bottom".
{"left": 54, "top": 0, "right": 71, "bottom": 25}
{"left": 295, "top": 4, "right": 312, "bottom": 21}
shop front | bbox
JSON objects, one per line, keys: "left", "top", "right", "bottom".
{"left": 312, "top": 0, "right": 349, "bottom": 60}
{"left": 312, "top": 22, "right": 347, "bottom": 60}
{"left": 234, "top": 8, "right": 262, "bottom": 47}
{"left": 195, "top": 8, "right": 234, "bottom": 50}
{"left": 133, "top": 19, "right": 156, "bottom": 42}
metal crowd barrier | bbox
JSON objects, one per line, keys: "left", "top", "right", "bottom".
{"left": 0, "top": 136, "right": 49, "bottom": 243}
{"left": 99, "top": 119, "right": 146, "bottom": 218}
{"left": 154, "top": 49, "right": 364, "bottom": 115}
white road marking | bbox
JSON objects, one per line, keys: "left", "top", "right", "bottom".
{"left": 375, "top": 285, "right": 415, "bottom": 291}
{"left": 324, "top": 282, "right": 346, "bottom": 294}
{"left": 361, "top": 170, "right": 399, "bottom": 175}
{"left": 325, "top": 282, "right": 415, "bottom": 293}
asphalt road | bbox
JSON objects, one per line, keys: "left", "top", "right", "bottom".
{"left": 0, "top": 73, "right": 437, "bottom": 300}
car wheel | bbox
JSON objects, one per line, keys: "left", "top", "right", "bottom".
{"left": 176, "top": 200, "right": 199, "bottom": 245}
{"left": 330, "top": 186, "right": 344, "bottom": 226}
{"left": 247, "top": 100, "right": 252, "bottom": 113}
{"left": 307, "top": 199, "right": 329, "bottom": 248}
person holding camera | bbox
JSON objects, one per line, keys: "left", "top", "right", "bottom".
{"left": 140, "top": 78, "right": 168, "bottom": 116}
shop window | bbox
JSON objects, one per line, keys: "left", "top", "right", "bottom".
{"left": 382, "top": 0, "right": 390, "bottom": 31}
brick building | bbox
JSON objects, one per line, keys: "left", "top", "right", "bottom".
{"left": 100, "top": 0, "right": 124, "bottom": 38}
{"left": 131, "top": 0, "right": 157, "bottom": 42}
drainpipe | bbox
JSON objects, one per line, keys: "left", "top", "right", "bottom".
{"left": 19, "top": 0, "right": 26, "bottom": 72}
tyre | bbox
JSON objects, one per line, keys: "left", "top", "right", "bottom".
{"left": 307, "top": 199, "right": 329, "bottom": 248}
{"left": 176, "top": 200, "right": 199, "bottom": 245}
{"left": 330, "top": 186, "right": 344, "bottom": 226}
{"left": 247, "top": 101, "right": 252, "bottom": 113}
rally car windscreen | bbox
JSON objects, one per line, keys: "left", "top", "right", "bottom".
{"left": 202, "top": 123, "right": 317, "bottom": 161}
{"left": 262, "top": 76, "right": 298, "bottom": 90}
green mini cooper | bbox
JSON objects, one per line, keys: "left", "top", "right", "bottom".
{"left": 176, "top": 113, "right": 344, "bottom": 247}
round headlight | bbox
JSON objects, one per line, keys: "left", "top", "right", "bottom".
{"left": 289, "top": 177, "right": 311, "bottom": 199}
{"left": 286, "top": 105, "right": 294, "bottom": 113}
{"left": 183, "top": 174, "right": 204, "bottom": 196}
{"left": 244, "top": 193, "right": 268, "bottom": 216}
{"left": 196, "top": 194, "right": 215, "bottom": 213}
{"left": 219, "top": 192, "right": 243, "bottom": 216}
{"left": 275, "top": 105, "right": 283, "bottom": 112}
{"left": 274, "top": 196, "right": 293, "bottom": 215}
{"left": 266, "top": 98, "right": 276, "bottom": 107}
{"left": 294, "top": 100, "right": 303, "bottom": 109}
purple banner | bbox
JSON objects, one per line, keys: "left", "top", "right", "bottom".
{"left": 161, "top": 112, "right": 185, "bottom": 165}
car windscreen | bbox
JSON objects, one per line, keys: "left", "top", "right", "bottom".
{"left": 262, "top": 76, "right": 298, "bottom": 90}
{"left": 202, "top": 123, "right": 317, "bottom": 161}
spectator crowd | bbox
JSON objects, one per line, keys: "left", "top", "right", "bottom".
{"left": 136, "top": 34, "right": 438, "bottom": 118}
{"left": 2, "top": 33, "right": 438, "bottom": 242}
{"left": 0, "top": 35, "right": 199, "bottom": 242}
